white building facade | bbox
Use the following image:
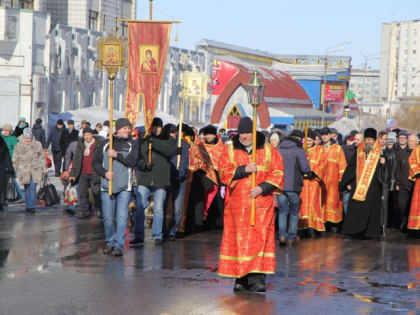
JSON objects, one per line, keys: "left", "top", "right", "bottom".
{"left": 380, "top": 20, "right": 420, "bottom": 101}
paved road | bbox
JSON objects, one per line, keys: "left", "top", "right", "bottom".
{"left": 0, "top": 203, "right": 419, "bottom": 314}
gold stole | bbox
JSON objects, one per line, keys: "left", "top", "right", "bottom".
{"left": 409, "top": 145, "right": 420, "bottom": 180}
{"left": 353, "top": 141, "right": 381, "bottom": 201}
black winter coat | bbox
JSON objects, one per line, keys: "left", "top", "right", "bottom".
{"left": 60, "top": 128, "right": 79, "bottom": 154}
{"left": 14, "top": 123, "right": 29, "bottom": 138}
{"left": 47, "top": 126, "right": 65, "bottom": 152}
{"left": 32, "top": 124, "right": 47, "bottom": 149}
{"left": 394, "top": 144, "right": 413, "bottom": 190}
{"left": 137, "top": 135, "right": 175, "bottom": 187}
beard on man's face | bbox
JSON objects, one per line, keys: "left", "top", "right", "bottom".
{"left": 364, "top": 143, "right": 373, "bottom": 154}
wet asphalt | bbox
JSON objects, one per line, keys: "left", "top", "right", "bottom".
{"left": 0, "top": 201, "right": 419, "bottom": 314}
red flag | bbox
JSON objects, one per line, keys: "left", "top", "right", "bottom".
{"left": 125, "top": 22, "right": 172, "bottom": 129}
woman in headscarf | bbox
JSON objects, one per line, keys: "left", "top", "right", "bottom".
{"left": 12, "top": 128, "right": 47, "bottom": 214}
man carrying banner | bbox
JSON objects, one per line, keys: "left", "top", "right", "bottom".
{"left": 218, "top": 117, "right": 284, "bottom": 292}
{"left": 340, "top": 128, "right": 385, "bottom": 239}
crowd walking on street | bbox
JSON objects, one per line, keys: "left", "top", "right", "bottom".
{"left": 0, "top": 115, "right": 419, "bottom": 293}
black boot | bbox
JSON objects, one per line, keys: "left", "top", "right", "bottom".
{"left": 233, "top": 275, "right": 248, "bottom": 292}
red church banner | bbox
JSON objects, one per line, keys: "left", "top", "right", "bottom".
{"left": 125, "top": 22, "right": 172, "bottom": 130}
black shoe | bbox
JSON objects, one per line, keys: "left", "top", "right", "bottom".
{"left": 129, "top": 238, "right": 144, "bottom": 246}
{"left": 169, "top": 236, "right": 176, "bottom": 241}
{"left": 103, "top": 245, "right": 114, "bottom": 255}
{"left": 112, "top": 248, "right": 123, "bottom": 256}
{"left": 308, "top": 229, "right": 319, "bottom": 239}
{"left": 249, "top": 282, "right": 266, "bottom": 292}
{"left": 175, "top": 232, "right": 185, "bottom": 239}
{"left": 55, "top": 173, "right": 61, "bottom": 177}
{"left": 279, "top": 237, "right": 287, "bottom": 247}
{"left": 65, "top": 208, "right": 75, "bottom": 216}
{"left": 155, "top": 239, "right": 164, "bottom": 246}
{"left": 25, "top": 208, "right": 36, "bottom": 214}
{"left": 77, "top": 211, "right": 91, "bottom": 219}
{"left": 330, "top": 227, "right": 340, "bottom": 233}
{"left": 233, "top": 277, "right": 248, "bottom": 292}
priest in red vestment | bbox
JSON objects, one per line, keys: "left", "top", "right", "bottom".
{"left": 299, "top": 129, "right": 327, "bottom": 235}
{"left": 319, "top": 127, "right": 347, "bottom": 225}
{"left": 408, "top": 143, "right": 420, "bottom": 231}
{"left": 218, "top": 117, "right": 284, "bottom": 292}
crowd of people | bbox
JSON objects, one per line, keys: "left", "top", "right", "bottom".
{"left": 0, "top": 115, "right": 419, "bottom": 292}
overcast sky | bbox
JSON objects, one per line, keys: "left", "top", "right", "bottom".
{"left": 137, "top": 0, "right": 420, "bottom": 69}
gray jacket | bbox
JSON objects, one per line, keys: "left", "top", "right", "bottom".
{"left": 277, "top": 137, "right": 310, "bottom": 193}
{"left": 92, "top": 137, "right": 138, "bottom": 193}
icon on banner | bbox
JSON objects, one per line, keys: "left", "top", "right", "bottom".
{"left": 139, "top": 45, "right": 159, "bottom": 73}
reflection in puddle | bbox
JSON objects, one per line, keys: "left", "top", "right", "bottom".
{"left": 218, "top": 294, "right": 276, "bottom": 315}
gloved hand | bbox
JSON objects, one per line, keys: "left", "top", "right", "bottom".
{"left": 147, "top": 137, "right": 153, "bottom": 144}
{"left": 146, "top": 163, "right": 153, "bottom": 171}
{"left": 304, "top": 171, "right": 316, "bottom": 180}
{"left": 173, "top": 147, "right": 182, "bottom": 156}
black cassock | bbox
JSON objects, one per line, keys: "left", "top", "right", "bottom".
{"left": 339, "top": 150, "right": 385, "bottom": 239}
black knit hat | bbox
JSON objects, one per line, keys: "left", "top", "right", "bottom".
{"left": 237, "top": 117, "right": 253, "bottom": 134}
{"left": 67, "top": 120, "right": 75, "bottom": 125}
{"left": 289, "top": 129, "right": 304, "bottom": 139}
{"left": 201, "top": 124, "right": 217, "bottom": 135}
{"left": 83, "top": 127, "right": 95, "bottom": 135}
{"left": 364, "top": 128, "right": 377, "bottom": 140}
{"left": 152, "top": 117, "right": 163, "bottom": 128}
{"left": 319, "top": 127, "right": 331, "bottom": 135}
{"left": 115, "top": 118, "right": 132, "bottom": 131}
{"left": 398, "top": 130, "right": 409, "bottom": 139}
{"left": 163, "top": 123, "right": 177, "bottom": 134}
{"left": 56, "top": 119, "right": 64, "bottom": 125}
{"left": 307, "top": 129, "right": 317, "bottom": 140}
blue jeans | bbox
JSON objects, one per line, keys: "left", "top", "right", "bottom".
{"left": 342, "top": 191, "right": 351, "bottom": 215}
{"left": 166, "top": 181, "right": 187, "bottom": 237}
{"left": 277, "top": 192, "right": 300, "bottom": 240}
{"left": 101, "top": 191, "right": 131, "bottom": 249}
{"left": 135, "top": 186, "right": 167, "bottom": 240}
{"left": 24, "top": 178, "right": 37, "bottom": 209}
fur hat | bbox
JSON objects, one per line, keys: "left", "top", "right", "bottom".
{"left": 152, "top": 117, "right": 163, "bottom": 128}
{"left": 364, "top": 128, "right": 377, "bottom": 140}
{"left": 201, "top": 124, "right": 217, "bottom": 135}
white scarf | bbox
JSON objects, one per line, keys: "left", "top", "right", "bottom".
{"left": 84, "top": 138, "right": 96, "bottom": 156}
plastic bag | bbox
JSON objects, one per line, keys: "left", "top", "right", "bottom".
{"left": 64, "top": 184, "right": 78, "bottom": 206}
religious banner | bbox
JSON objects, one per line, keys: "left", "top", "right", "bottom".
{"left": 125, "top": 22, "right": 172, "bottom": 129}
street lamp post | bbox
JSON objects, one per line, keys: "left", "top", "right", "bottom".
{"left": 246, "top": 70, "right": 265, "bottom": 226}
{"left": 321, "top": 40, "right": 351, "bottom": 126}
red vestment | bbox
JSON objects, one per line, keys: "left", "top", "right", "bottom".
{"left": 218, "top": 137, "right": 284, "bottom": 278}
{"left": 408, "top": 145, "right": 420, "bottom": 230}
{"left": 299, "top": 145, "right": 327, "bottom": 231}
{"left": 321, "top": 143, "right": 347, "bottom": 223}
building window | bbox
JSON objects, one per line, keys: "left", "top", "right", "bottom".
{"left": 20, "top": 0, "right": 33, "bottom": 9}
{"left": 413, "top": 50, "right": 416, "bottom": 54}
{"left": 121, "top": 21, "right": 128, "bottom": 37}
{"left": 88, "top": 10, "right": 98, "bottom": 31}
{"left": 102, "top": 15, "right": 106, "bottom": 31}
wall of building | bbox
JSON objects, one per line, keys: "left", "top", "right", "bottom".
{"left": 0, "top": 8, "right": 50, "bottom": 127}
{"left": 380, "top": 20, "right": 420, "bottom": 102}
